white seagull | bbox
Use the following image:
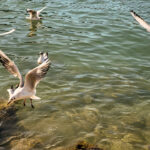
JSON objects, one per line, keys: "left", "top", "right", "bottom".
{"left": 37, "top": 52, "right": 48, "bottom": 64}
{"left": 26, "top": 7, "right": 46, "bottom": 20}
{"left": 0, "top": 50, "right": 51, "bottom": 108}
{"left": 0, "top": 29, "right": 15, "bottom": 36}
{"left": 130, "top": 10, "right": 150, "bottom": 32}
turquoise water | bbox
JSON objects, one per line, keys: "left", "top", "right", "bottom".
{"left": 0, "top": 0, "right": 150, "bottom": 149}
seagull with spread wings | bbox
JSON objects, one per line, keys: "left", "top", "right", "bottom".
{"left": 26, "top": 7, "right": 46, "bottom": 20}
{"left": 0, "top": 50, "right": 51, "bottom": 108}
{"left": 0, "top": 29, "right": 15, "bottom": 36}
{"left": 130, "top": 10, "right": 150, "bottom": 32}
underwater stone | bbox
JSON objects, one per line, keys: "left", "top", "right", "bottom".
{"left": 111, "top": 140, "right": 133, "bottom": 150}
{"left": 10, "top": 138, "right": 43, "bottom": 150}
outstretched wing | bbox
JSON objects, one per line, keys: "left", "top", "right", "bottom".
{"left": 43, "top": 52, "right": 48, "bottom": 60}
{"left": 130, "top": 10, "right": 150, "bottom": 32}
{"left": 24, "top": 60, "right": 50, "bottom": 90}
{"left": 37, "top": 7, "right": 46, "bottom": 17}
{"left": 0, "top": 50, "right": 23, "bottom": 87}
{"left": 0, "top": 29, "right": 15, "bottom": 36}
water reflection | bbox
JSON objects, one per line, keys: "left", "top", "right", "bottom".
{"left": 27, "top": 20, "right": 42, "bottom": 37}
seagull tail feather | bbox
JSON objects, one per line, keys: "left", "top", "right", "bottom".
{"left": 31, "top": 95, "right": 41, "bottom": 100}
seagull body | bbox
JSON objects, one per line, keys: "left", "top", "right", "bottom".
{"left": 0, "top": 50, "right": 50, "bottom": 107}
{"left": 26, "top": 7, "right": 46, "bottom": 20}
{"left": 130, "top": 10, "right": 150, "bottom": 32}
{"left": 0, "top": 29, "right": 15, "bottom": 36}
{"left": 37, "top": 52, "right": 48, "bottom": 64}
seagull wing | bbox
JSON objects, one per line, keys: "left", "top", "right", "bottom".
{"left": 24, "top": 60, "right": 50, "bottom": 91}
{"left": 0, "top": 29, "right": 15, "bottom": 36}
{"left": 130, "top": 10, "right": 150, "bottom": 32}
{"left": 43, "top": 52, "right": 48, "bottom": 60}
{"left": 37, "top": 7, "right": 46, "bottom": 17}
{"left": 37, "top": 55, "right": 42, "bottom": 64}
{"left": 0, "top": 50, "right": 23, "bottom": 87}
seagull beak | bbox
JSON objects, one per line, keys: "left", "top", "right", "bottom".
{"left": 7, "top": 97, "right": 14, "bottom": 105}
{"left": 7, "top": 99, "right": 12, "bottom": 105}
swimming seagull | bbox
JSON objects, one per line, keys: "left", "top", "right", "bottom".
{"left": 130, "top": 10, "right": 150, "bottom": 32}
{"left": 0, "top": 50, "right": 51, "bottom": 108}
{"left": 0, "top": 29, "right": 15, "bottom": 36}
{"left": 37, "top": 52, "right": 48, "bottom": 64}
{"left": 26, "top": 7, "right": 46, "bottom": 20}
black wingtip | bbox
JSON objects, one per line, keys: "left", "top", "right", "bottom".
{"left": 130, "top": 10, "right": 134, "bottom": 13}
{"left": 39, "top": 51, "right": 43, "bottom": 55}
{"left": 130, "top": 10, "right": 143, "bottom": 19}
{"left": 130, "top": 10, "right": 136, "bottom": 15}
{"left": 15, "top": 83, "right": 19, "bottom": 89}
{"left": 11, "top": 85, "right": 14, "bottom": 89}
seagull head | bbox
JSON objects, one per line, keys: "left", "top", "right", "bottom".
{"left": 7, "top": 89, "right": 21, "bottom": 105}
{"left": 27, "top": 9, "right": 34, "bottom": 13}
{"left": 39, "top": 52, "right": 43, "bottom": 55}
{"left": 26, "top": 9, "right": 37, "bottom": 18}
{"left": 7, "top": 96, "right": 16, "bottom": 105}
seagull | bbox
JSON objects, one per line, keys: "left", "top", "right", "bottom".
{"left": 37, "top": 52, "right": 48, "bottom": 64}
{"left": 130, "top": 10, "right": 150, "bottom": 32}
{"left": 26, "top": 7, "right": 46, "bottom": 20}
{"left": 0, "top": 50, "right": 51, "bottom": 108}
{"left": 0, "top": 29, "right": 15, "bottom": 36}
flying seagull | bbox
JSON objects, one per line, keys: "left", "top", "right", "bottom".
{"left": 130, "top": 10, "right": 150, "bottom": 32}
{"left": 37, "top": 52, "right": 48, "bottom": 64}
{"left": 0, "top": 50, "right": 51, "bottom": 108}
{"left": 26, "top": 7, "right": 46, "bottom": 20}
{"left": 0, "top": 29, "right": 15, "bottom": 36}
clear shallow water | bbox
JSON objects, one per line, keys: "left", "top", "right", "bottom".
{"left": 0, "top": 0, "right": 150, "bottom": 149}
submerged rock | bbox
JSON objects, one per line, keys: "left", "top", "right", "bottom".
{"left": 10, "top": 138, "right": 43, "bottom": 150}
{"left": 122, "top": 133, "right": 144, "bottom": 144}
{"left": 0, "top": 104, "right": 18, "bottom": 132}
{"left": 0, "top": 103, "right": 19, "bottom": 149}
{"left": 83, "top": 95, "right": 94, "bottom": 104}
{"left": 111, "top": 140, "right": 133, "bottom": 150}
{"left": 74, "top": 141, "right": 103, "bottom": 150}
{"left": 0, "top": 103, "right": 43, "bottom": 150}
{"left": 66, "top": 140, "right": 104, "bottom": 150}
{"left": 53, "top": 140, "right": 104, "bottom": 150}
